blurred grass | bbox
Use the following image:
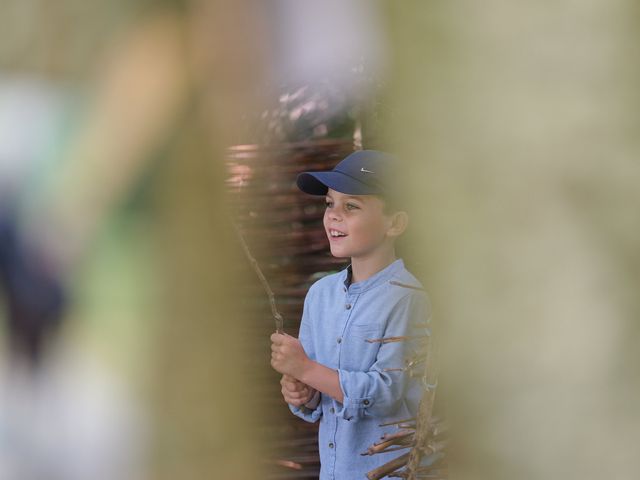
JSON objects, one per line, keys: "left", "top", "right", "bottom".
{"left": 64, "top": 208, "right": 158, "bottom": 392}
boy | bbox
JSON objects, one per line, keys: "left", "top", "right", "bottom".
{"left": 270, "top": 150, "right": 430, "bottom": 479}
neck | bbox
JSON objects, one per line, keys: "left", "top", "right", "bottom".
{"left": 350, "top": 250, "right": 398, "bottom": 284}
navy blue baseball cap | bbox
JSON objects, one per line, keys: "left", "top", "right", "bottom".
{"left": 296, "top": 150, "right": 395, "bottom": 196}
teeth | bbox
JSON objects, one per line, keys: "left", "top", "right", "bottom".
{"left": 330, "top": 229, "right": 346, "bottom": 237}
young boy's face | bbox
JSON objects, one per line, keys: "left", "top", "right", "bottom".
{"left": 323, "top": 188, "right": 392, "bottom": 260}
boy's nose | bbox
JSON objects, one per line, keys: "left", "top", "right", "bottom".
{"left": 329, "top": 211, "right": 342, "bottom": 221}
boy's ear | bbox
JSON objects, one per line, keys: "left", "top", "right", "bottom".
{"left": 386, "top": 211, "right": 409, "bottom": 238}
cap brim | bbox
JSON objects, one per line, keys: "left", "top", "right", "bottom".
{"left": 296, "top": 171, "right": 378, "bottom": 196}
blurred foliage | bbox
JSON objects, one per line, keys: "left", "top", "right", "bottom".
{"left": 0, "top": 0, "right": 187, "bottom": 81}
{"left": 240, "top": 65, "right": 390, "bottom": 146}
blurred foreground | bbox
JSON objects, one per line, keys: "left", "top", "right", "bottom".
{"left": 1, "top": 1, "right": 640, "bottom": 479}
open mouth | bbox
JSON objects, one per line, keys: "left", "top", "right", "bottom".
{"left": 328, "top": 228, "right": 347, "bottom": 239}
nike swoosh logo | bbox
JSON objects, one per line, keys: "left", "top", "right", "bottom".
{"left": 360, "top": 168, "right": 375, "bottom": 174}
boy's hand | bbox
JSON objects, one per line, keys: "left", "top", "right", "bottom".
{"left": 280, "top": 374, "right": 316, "bottom": 407}
{"left": 270, "top": 332, "right": 310, "bottom": 379}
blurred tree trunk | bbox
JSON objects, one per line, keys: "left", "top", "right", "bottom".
{"left": 385, "top": 1, "right": 640, "bottom": 479}
{"left": 146, "top": 1, "right": 272, "bottom": 478}
{"left": 149, "top": 119, "right": 262, "bottom": 480}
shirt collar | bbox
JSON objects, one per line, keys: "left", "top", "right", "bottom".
{"left": 342, "top": 258, "right": 405, "bottom": 293}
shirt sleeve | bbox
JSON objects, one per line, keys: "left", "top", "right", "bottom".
{"left": 334, "top": 291, "right": 430, "bottom": 422}
{"left": 288, "top": 288, "right": 323, "bottom": 423}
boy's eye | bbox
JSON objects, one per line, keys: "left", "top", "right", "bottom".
{"left": 346, "top": 203, "right": 359, "bottom": 210}
{"left": 325, "top": 201, "right": 333, "bottom": 208}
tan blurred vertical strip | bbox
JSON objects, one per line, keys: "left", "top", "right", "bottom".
{"left": 151, "top": 124, "right": 261, "bottom": 480}
{"left": 385, "top": 1, "right": 640, "bottom": 479}
{"left": 149, "top": 1, "right": 270, "bottom": 479}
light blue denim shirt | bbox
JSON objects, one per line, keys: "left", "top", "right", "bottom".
{"left": 289, "top": 258, "right": 431, "bottom": 479}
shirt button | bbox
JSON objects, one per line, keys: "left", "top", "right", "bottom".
{"left": 345, "top": 304, "right": 352, "bottom": 310}
{"left": 363, "top": 399, "right": 370, "bottom": 406}
{"left": 330, "top": 407, "right": 335, "bottom": 414}
{"left": 337, "top": 337, "right": 342, "bottom": 344}
{"left": 329, "top": 442, "right": 334, "bottom": 449}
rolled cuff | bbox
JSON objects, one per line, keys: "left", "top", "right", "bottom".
{"left": 334, "top": 368, "right": 402, "bottom": 422}
{"left": 289, "top": 397, "right": 323, "bottom": 423}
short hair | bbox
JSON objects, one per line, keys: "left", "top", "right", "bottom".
{"left": 378, "top": 193, "right": 405, "bottom": 216}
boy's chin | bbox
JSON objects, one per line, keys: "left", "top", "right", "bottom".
{"left": 329, "top": 247, "right": 350, "bottom": 259}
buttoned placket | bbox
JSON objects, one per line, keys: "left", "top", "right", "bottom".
{"left": 330, "top": 282, "right": 358, "bottom": 476}
{"left": 338, "top": 282, "right": 360, "bottom": 374}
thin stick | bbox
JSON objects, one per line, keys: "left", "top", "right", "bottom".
{"left": 388, "top": 281, "right": 425, "bottom": 291}
{"left": 379, "top": 417, "right": 416, "bottom": 427}
{"left": 270, "top": 459, "right": 303, "bottom": 470}
{"left": 232, "top": 220, "right": 284, "bottom": 333}
{"left": 405, "top": 340, "right": 440, "bottom": 479}
{"left": 366, "top": 335, "right": 427, "bottom": 344}
{"left": 366, "top": 452, "right": 411, "bottom": 480}
{"left": 367, "top": 436, "right": 414, "bottom": 456}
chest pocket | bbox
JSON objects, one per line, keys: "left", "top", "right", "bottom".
{"left": 348, "top": 322, "right": 383, "bottom": 340}
{"left": 343, "top": 322, "right": 382, "bottom": 370}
